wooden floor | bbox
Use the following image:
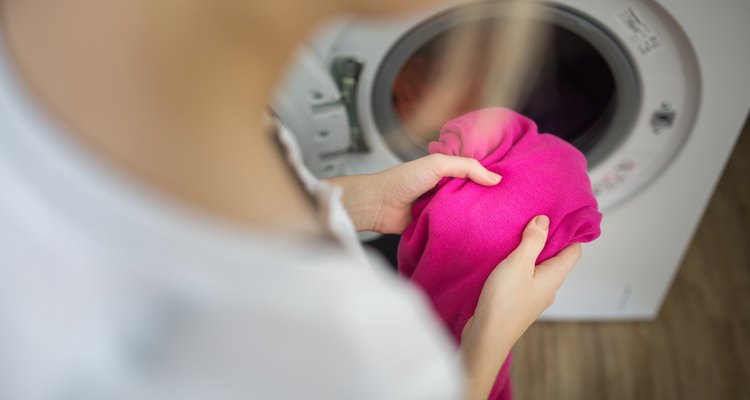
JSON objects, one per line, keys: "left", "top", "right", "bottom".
{"left": 511, "top": 118, "right": 750, "bottom": 400}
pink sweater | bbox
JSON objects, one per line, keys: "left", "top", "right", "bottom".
{"left": 398, "top": 108, "right": 602, "bottom": 399}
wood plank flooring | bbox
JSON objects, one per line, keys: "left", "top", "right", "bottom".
{"left": 511, "top": 117, "right": 750, "bottom": 400}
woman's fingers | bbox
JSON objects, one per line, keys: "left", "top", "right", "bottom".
{"left": 534, "top": 243, "right": 582, "bottom": 291}
{"left": 503, "top": 215, "right": 549, "bottom": 267}
{"left": 426, "top": 154, "right": 502, "bottom": 186}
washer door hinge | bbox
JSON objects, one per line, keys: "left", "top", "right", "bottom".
{"left": 331, "top": 56, "right": 370, "bottom": 153}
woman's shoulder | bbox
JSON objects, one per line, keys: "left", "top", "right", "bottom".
{"left": 204, "top": 246, "right": 465, "bottom": 400}
{"left": 134, "top": 244, "right": 466, "bottom": 400}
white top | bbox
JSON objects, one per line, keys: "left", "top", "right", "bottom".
{"left": 0, "top": 37, "right": 463, "bottom": 399}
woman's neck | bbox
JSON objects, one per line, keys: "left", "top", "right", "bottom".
{"left": 1, "top": 0, "right": 330, "bottom": 235}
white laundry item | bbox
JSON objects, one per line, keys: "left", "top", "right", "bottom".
{"left": 0, "top": 33, "right": 463, "bottom": 400}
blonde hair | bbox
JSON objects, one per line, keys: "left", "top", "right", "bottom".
{"left": 392, "top": 0, "right": 548, "bottom": 146}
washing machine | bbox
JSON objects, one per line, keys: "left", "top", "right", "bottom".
{"left": 273, "top": 0, "right": 750, "bottom": 319}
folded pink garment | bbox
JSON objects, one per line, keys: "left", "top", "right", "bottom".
{"left": 398, "top": 108, "right": 602, "bottom": 400}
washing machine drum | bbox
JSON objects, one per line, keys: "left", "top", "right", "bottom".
{"left": 388, "top": 23, "right": 616, "bottom": 155}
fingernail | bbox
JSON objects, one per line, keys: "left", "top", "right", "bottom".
{"left": 535, "top": 215, "right": 549, "bottom": 231}
{"left": 487, "top": 171, "right": 502, "bottom": 183}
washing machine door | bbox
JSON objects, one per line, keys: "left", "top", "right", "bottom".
{"left": 300, "top": 1, "right": 700, "bottom": 213}
{"left": 276, "top": 1, "right": 700, "bottom": 213}
{"left": 273, "top": 46, "right": 358, "bottom": 178}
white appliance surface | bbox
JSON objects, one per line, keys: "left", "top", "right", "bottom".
{"left": 274, "top": 0, "right": 750, "bottom": 319}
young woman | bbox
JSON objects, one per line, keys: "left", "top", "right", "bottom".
{"left": 0, "top": 0, "right": 580, "bottom": 398}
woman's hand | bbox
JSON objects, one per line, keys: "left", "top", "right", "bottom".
{"left": 326, "top": 154, "right": 502, "bottom": 233}
{"left": 460, "top": 215, "right": 582, "bottom": 400}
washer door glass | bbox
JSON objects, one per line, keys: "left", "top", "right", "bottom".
{"left": 373, "top": 4, "right": 639, "bottom": 168}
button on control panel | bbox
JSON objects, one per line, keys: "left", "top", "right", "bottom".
{"left": 593, "top": 160, "right": 635, "bottom": 197}
{"left": 651, "top": 101, "right": 676, "bottom": 133}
